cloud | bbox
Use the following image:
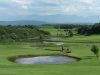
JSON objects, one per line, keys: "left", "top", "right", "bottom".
{"left": 10, "top": 0, "right": 32, "bottom": 9}
{"left": 27, "top": 0, "right": 100, "bottom": 17}
{"left": 0, "top": 0, "right": 100, "bottom": 20}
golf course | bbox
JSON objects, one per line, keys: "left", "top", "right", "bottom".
{"left": 0, "top": 24, "right": 100, "bottom": 75}
{"left": 1, "top": 0, "right": 100, "bottom": 75}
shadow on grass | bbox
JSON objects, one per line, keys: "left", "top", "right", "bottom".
{"left": 83, "top": 56, "right": 95, "bottom": 60}
{"left": 44, "top": 48, "right": 61, "bottom": 51}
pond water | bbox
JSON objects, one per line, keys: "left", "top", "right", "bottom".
{"left": 43, "top": 41, "right": 100, "bottom": 45}
{"left": 43, "top": 41, "right": 65, "bottom": 45}
{"left": 15, "top": 56, "right": 78, "bottom": 64}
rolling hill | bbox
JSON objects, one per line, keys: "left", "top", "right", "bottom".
{"left": 0, "top": 20, "right": 47, "bottom": 25}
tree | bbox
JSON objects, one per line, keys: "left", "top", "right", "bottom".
{"left": 0, "top": 35, "right": 7, "bottom": 42}
{"left": 68, "top": 30, "right": 73, "bottom": 37}
{"left": 61, "top": 46, "right": 64, "bottom": 52}
{"left": 91, "top": 45, "right": 99, "bottom": 59}
{"left": 61, "top": 46, "right": 71, "bottom": 55}
{"left": 10, "top": 33, "right": 18, "bottom": 41}
{"left": 23, "top": 32, "right": 29, "bottom": 39}
{"left": 39, "top": 35, "right": 43, "bottom": 44}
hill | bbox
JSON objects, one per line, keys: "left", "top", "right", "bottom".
{"left": 0, "top": 20, "right": 47, "bottom": 25}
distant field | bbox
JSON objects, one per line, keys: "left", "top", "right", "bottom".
{"left": 40, "top": 27, "right": 66, "bottom": 36}
{"left": 0, "top": 44, "right": 100, "bottom": 75}
{"left": 40, "top": 27, "right": 100, "bottom": 43}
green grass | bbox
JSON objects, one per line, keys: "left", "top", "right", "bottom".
{"left": 0, "top": 44, "right": 100, "bottom": 75}
{"left": 49, "top": 35, "right": 100, "bottom": 43}
{"left": 0, "top": 25, "right": 100, "bottom": 75}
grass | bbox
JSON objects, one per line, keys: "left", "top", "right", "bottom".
{"left": 0, "top": 44, "right": 100, "bottom": 75}
{"left": 49, "top": 35, "right": 100, "bottom": 43}
{"left": 0, "top": 26, "right": 100, "bottom": 75}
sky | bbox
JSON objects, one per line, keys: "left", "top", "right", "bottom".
{"left": 0, "top": 0, "right": 100, "bottom": 23}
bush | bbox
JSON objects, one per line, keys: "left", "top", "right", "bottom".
{"left": 91, "top": 45, "right": 99, "bottom": 59}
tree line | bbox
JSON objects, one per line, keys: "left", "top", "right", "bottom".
{"left": 0, "top": 25, "right": 50, "bottom": 43}
{"left": 78, "top": 23, "right": 100, "bottom": 35}
{"left": 50, "top": 23, "right": 100, "bottom": 36}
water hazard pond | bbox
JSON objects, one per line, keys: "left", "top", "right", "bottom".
{"left": 15, "top": 56, "right": 79, "bottom": 64}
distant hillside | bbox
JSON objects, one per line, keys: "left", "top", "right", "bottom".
{"left": 30, "top": 14, "right": 99, "bottom": 24}
{"left": 0, "top": 20, "right": 47, "bottom": 25}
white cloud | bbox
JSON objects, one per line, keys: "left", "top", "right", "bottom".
{"left": 0, "top": 0, "right": 100, "bottom": 18}
{"left": 24, "top": 0, "right": 100, "bottom": 17}
{"left": 10, "top": 0, "right": 32, "bottom": 9}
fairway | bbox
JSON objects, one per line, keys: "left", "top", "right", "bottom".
{"left": 0, "top": 44, "right": 100, "bottom": 75}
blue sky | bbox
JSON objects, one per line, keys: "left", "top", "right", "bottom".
{"left": 0, "top": 0, "right": 100, "bottom": 23}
